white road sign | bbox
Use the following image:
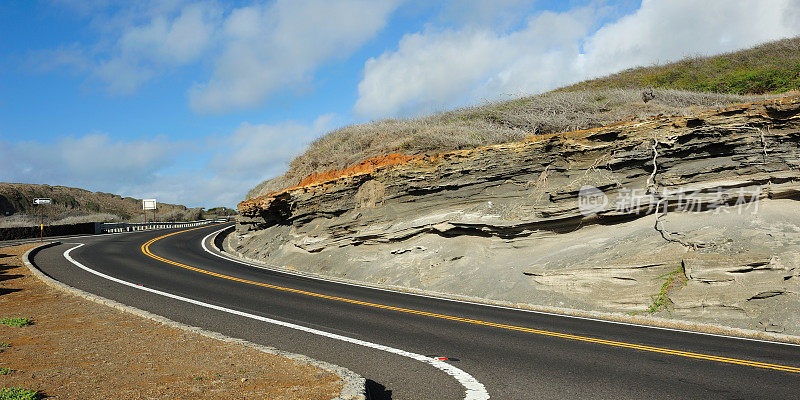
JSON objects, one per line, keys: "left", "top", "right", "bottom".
{"left": 33, "top": 198, "right": 52, "bottom": 205}
{"left": 143, "top": 199, "right": 157, "bottom": 210}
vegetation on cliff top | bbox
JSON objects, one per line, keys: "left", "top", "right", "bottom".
{"left": 248, "top": 36, "right": 799, "bottom": 199}
{"left": 558, "top": 37, "right": 800, "bottom": 95}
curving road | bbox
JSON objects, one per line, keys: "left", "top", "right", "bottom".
{"left": 31, "top": 223, "right": 800, "bottom": 399}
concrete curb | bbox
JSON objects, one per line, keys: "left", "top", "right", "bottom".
{"left": 215, "top": 228, "right": 800, "bottom": 346}
{"left": 21, "top": 242, "right": 366, "bottom": 400}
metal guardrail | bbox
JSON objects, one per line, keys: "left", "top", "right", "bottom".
{"left": 99, "top": 219, "right": 228, "bottom": 234}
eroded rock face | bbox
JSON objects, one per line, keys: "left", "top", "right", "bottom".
{"left": 233, "top": 96, "right": 800, "bottom": 335}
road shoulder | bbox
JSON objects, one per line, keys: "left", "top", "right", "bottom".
{"left": 0, "top": 242, "right": 364, "bottom": 399}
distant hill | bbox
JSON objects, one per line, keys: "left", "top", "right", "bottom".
{"left": 0, "top": 183, "right": 235, "bottom": 227}
{"left": 557, "top": 37, "right": 800, "bottom": 95}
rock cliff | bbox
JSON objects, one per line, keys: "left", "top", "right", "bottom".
{"left": 233, "top": 96, "right": 800, "bottom": 336}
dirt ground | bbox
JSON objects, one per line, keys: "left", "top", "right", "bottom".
{"left": 0, "top": 244, "right": 342, "bottom": 399}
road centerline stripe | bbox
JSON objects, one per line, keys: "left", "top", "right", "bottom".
{"left": 62, "top": 241, "right": 489, "bottom": 400}
{"left": 142, "top": 225, "right": 800, "bottom": 375}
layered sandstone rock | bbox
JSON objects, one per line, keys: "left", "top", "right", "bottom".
{"left": 233, "top": 96, "right": 800, "bottom": 335}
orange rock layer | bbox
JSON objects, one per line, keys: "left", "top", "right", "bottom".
{"left": 295, "top": 153, "right": 415, "bottom": 188}
{"left": 238, "top": 94, "right": 800, "bottom": 214}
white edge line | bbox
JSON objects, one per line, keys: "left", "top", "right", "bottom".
{"left": 63, "top": 242, "right": 489, "bottom": 400}
{"left": 202, "top": 225, "right": 800, "bottom": 348}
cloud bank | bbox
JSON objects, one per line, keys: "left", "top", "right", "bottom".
{"left": 94, "top": 2, "right": 222, "bottom": 94}
{"left": 0, "top": 115, "right": 332, "bottom": 207}
{"left": 51, "top": 0, "right": 399, "bottom": 111}
{"left": 355, "top": 0, "right": 800, "bottom": 118}
{"left": 189, "top": 0, "right": 399, "bottom": 113}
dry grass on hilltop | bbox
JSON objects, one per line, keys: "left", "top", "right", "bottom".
{"left": 247, "top": 37, "right": 800, "bottom": 200}
{"left": 248, "top": 89, "right": 764, "bottom": 198}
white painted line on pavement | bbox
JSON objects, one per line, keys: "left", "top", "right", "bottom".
{"left": 202, "top": 226, "right": 800, "bottom": 348}
{"left": 63, "top": 243, "right": 490, "bottom": 400}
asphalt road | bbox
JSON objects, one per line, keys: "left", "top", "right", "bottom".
{"left": 31, "top": 223, "right": 800, "bottom": 399}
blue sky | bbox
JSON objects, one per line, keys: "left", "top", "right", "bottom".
{"left": 2, "top": 0, "right": 800, "bottom": 208}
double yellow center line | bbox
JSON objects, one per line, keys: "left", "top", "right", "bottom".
{"left": 141, "top": 224, "right": 800, "bottom": 374}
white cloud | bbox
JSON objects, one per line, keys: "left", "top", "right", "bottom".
{"left": 0, "top": 115, "right": 334, "bottom": 208}
{"left": 355, "top": 0, "right": 800, "bottom": 118}
{"left": 211, "top": 114, "right": 334, "bottom": 178}
{"left": 0, "top": 134, "right": 177, "bottom": 189}
{"left": 118, "top": 3, "right": 217, "bottom": 65}
{"left": 189, "top": 0, "right": 400, "bottom": 113}
{"left": 577, "top": 0, "right": 800, "bottom": 78}
{"left": 39, "top": 1, "right": 400, "bottom": 111}
{"left": 355, "top": 8, "right": 594, "bottom": 117}
{"left": 94, "top": 2, "right": 221, "bottom": 94}
{"left": 356, "top": 29, "right": 511, "bottom": 117}
{"left": 156, "top": 115, "right": 333, "bottom": 206}
{"left": 115, "top": 173, "right": 250, "bottom": 210}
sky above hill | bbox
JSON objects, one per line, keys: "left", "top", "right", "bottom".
{"left": 2, "top": 0, "right": 800, "bottom": 208}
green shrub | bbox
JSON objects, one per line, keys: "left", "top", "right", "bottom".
{"left": 0, "top": 387, "right": 40, "bottom": 400}
{"left": 559, "top": 36, "right": 800, "bottom": 95}
{"left": 0, "top": 318, "right": 32, "bottom": 327}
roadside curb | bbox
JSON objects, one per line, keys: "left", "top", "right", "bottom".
{"left": 22, "top": 242, "right": 366, "bottom": 400}
{"left": 214, "top": 228, "right": 800, "bottom": 346}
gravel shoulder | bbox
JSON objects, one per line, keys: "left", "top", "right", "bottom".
{"left": 0, "top": 243, "right": 343, "bottom": 399}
